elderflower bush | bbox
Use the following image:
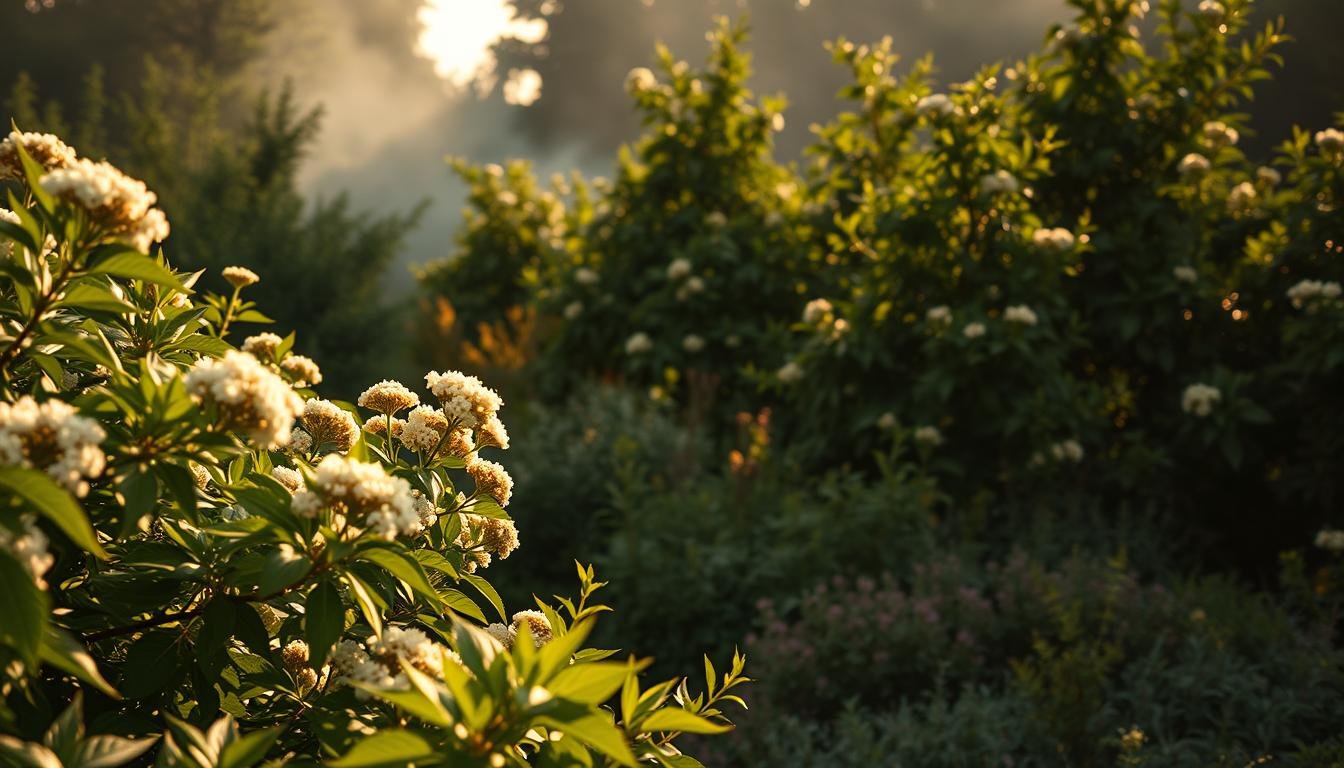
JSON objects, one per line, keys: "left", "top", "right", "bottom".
{"left": 423, "top": 20, "right": 817, "bottom": 407}
{"left": 0, "top": 133, "right": 746, "bottom": 767}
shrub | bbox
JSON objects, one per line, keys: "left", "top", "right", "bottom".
{"left": 0, "top": 132, "right": 745, "bottom": 766}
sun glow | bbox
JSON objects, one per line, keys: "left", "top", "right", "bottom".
{"left": 414, "top": 0, "right": 548, "bottom": 94}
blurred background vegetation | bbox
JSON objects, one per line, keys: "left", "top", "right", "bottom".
{"left": 7, "top": 1, "right": 1344, "bottom": 765}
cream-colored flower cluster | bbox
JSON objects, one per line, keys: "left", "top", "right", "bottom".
{"left": 1201, "top": 120, "right": 1239, "bottom": 148}
{"left": 280, "top": 640, "right": 320, "bottom": 690}
{"left": 1004, "top": 305, "right": 1039, "bottom": 326}
{"left": 1315, "top": 128, "right": 1344, "bottom": 158}
{"left": 1197, "top": 0, "right": 1225, "bottom": 20}
{"left": 915, "top": 93, "right": 954, "bottom": 117}
{"left": 301, "top": 399, "right": 359, "bottom": 454}
{"left": 0, "top": 396, "right": 106, "bottom": 496}
{"left": 1315, "top": 528, "right": 1344, "bottom": 553}
{"left": 456, "top": 514, "right": 520, "bottom": 572}
{"left": 1226, "top": 181, "right": 1256, "bottom": 214}
{"left": 0, "top": 131, "right": 77, "bottom": 178}
{"left": 222, "top": 266, "right": 260, "bottom": 288}
{"left": 1181, "top": 383, "right": 1221, "bottom": 417}
{"left": 925, "top": 305, "right": 952, "bottom": 325}
{"left": 358, "top": 380, "right": 420, "bottom": 415}
{"left": 802, "top": 298, "right": 833, "bottom": 325}
{"left": 1178, "top": 153, "right": 1211, "bottom": 179}
{"left": 979, "top": 170, "right": 1019, "bottom": 195}
{"left": 1285, "top": 279, "right": 1342, "bottom": 311}
{"left": 1173, "top": 265, "right": 1199, "bottom": 284}
{"left": 626, "top": 67, "right": 658, "bottom": 93}
{"left": 914, "top": 425, "right": 944, "bottom": 447}
{"left": 425, "top": 370, "right": 503, "bottom": 430}
{"left": 484, "top": 610, "right": 555, "bottom": 650}
{"left": 332, "top": 627, "right": 459, "bottom": 692}
{"left": 625, "top": 332, "right": 653, "bottom": 355}
{"left": 0, "top": 207, "right": 19, "bottom": 257}
{"left": 467, "top": 457, "right": 513, "bottom": 507}
{"left": 1049, "top": 439, "right": 1085, "bottom": 463}
{"left": 0, "top": 514, "right": 55, "bottom": 589}
{"left": 963, "top": 322, "right": 987, "bottom": 340}
{"left": 1032, "top": 227, "right": 1075, "bottom": 253}
{"left": 242, "top": 332, "right": 324, "bottom": 388}
{"left": 777, "top": 361, "right": 803, "bottom": 383}
{"left": 184, "top": 351, "right": 304, "bottom": 450}
{"left": 291, "top": 454, "right": 421, "bottom": 540}
{"left": 39, "top": 158, "right": 170, "bottom": 253}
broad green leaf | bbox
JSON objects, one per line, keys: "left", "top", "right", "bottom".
{"left": 118, "top": 630, "right": 179, "bottom": 698}
{"left": 640, "top": 708, "right": 731, "bottom": 735}
{"left": 40, "top": 627, "right": 119, "bottom": 698}
{"left": 77, "top": 734, "right": 160, "bottom": 768}
{"left": 356, "top": 545, "right": 441, "bottom": 606}
{"left": 537, "top": 709, "right": 636, "bottom": 767}
{"left": 88, "top": 249, "right": 183, "bottom": 288}
{"left": 548, "top": 661, "right": 630, "bottom": 705}
{"left": 462, "top": 572, "right": 507, "bottom": 623}
{"left": 329, "top": 730, "right": 438, "bottom": 768}
{"left": 56, "top": 282, "right": 134, "bottom": 314}
{"left": 218, "top": 726, "right": 282, "bottom": 768}
{"left": 304, "top": 580, "right": 345, "bottom": 669}
{"left": 0, "top": 551, "right": 47, "bottom": 663}
{"left": 0, "top": 467, "right": 106, "bottom": 558}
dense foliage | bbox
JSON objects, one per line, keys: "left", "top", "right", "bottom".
{"left": 0, "top": 134, "right": 745, "bottom": 766}
{"left": 424, "top": 0, "right": 1344, "bottom": 569}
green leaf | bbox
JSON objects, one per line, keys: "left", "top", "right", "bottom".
{"left": 344, "top": 572, "right": 383, "bottom": 637}
{"left": 640, "top": 708, "right": 731, "bottom": 735}
{"left": 537, "top": 709, "right": 636, "bottom": 767}
{"left": 462, "top": 572, "right": 507, "bottom": 623}
{"left": 304, "top": 580, "right": 345, "bottom": 669}
{"left": 118, "top": 630, "right": 179, "bottom": 699}
{"left": 218, "top": 726, "right": 282, "bottom": 768}
{"left": 357, "top": 545, "right": 441, "bottom": 606}
{"left": 0, "top": 467, "right": 107, "bottom": 558}
{"left": 88, "top": 248, "right": 183, "bottom": 288}
{"left": 40, "top": 627, "right": 119, "bottom": 698}
{"left": 437, "top": 588, "right": 486, "bottom": 624}
{"left": 0, "top": 551, "right": 47, "bottom": 663}
{"left": 329, "top": 730, "right": 438, "bottom": 768}
{"left": 548, "top": 661, "right": 630, "bottom": 705}
{"left": 56, "top": 282, "right": 134, "bottom": 314}
{"left": 76, "top": 735, "right": 160, "bottom": 768}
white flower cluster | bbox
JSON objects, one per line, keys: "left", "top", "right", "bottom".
{"left": 357, "top": 380, "right": 420, "bottom": 415}
{"left": 564, "top": 301, "right": 584, "bottom": 319}
{"left": 1049, "top": 439, "right": 1084, "bottom": 463}
{"left": 425, "top": 370, "right": 502, "bottom": 429}
{"left": 1315, "top": 528, "right": 1344, "bottom": 553}
{"left": 666, "top": 258, "right": 692, "bottom": 280}
{"left": 222, "top": 266, "right": 260, "bottom": 288}
{"left": 1316, "top": 128, "right": 1344, "bottom": 157}
{"left": 0, "top": 207, "right": 19, "bottom": 257}
{"left": 1202, "top": 120, "right": 1239, "bottom": 148}
{"left": 241, "top": 332, "right": 283, "bottom": 359}
{"left": 682, "top": 334, "right": 705, "bottom": 353}
{"left": 1032, "top": 227, "right": 1075, "bottom": 253}
{"left": 979, "top": 170, "right": 1019, "bottom": 195}
{"left": 0, "top": 396, "right": 106, "bottom": 496}
{"left": 333, "top": 627, "right": 458, "bottom": 693}
{"left": 399, "top": 405, "right": 451, "bottom": 454}
{"left": 1181, "top": 383, "right": 1221, "bottom": 417}
{"left": 1285, "top": 279, "right": 1342, "bottom": 311}
{"left": 1197, "top": 0, "right": 1225, "bottom": 20}
{"left": 575, "top": 267, "right": 599, "bottom": 286}
{"left": 1178, "top": 153, "right": 1211, "bottom": 179}
{"left": 1256, "top": 166, "right": 1281, "bottom": 186}
{"left": 925, "top": 305, "right": 952, "bottom": 325}
{"left": 914, "top": 425, "right": 944, "bottom": 447}
{"left": 916, "top": 93, "right": 954, "bottom": 117}
{"left": 963, "top": 322, "right": 987, "bottom": 340}
{"left": 272, "top": 466, "right": 303, "bottom": 493}
{"left": 39, "top": 158, "right": 170, "bottom": 253}
{"left": 625, "top": 332, "right": 653, "bottom": 355}
{"left": 0, "top": 131, "right": 77, "bottom": 178}
{"left": 777, "top": 361, "right": 804, "bottom": 383}
{"left": 301, "top": 399, "right": 359, "bottom": 454}
{"left": 291, "top": 454, "right": 421, "bottom": 540}
{"left": 0, "top": 515, "right": 55, "bottom": 589}
{"left": 1003, "top": 305, "right": 1039, "bottom": 326}
{"left": 802, "top": 298, "right": 833, "bottom": 324}
{"left": 1226, "top": 181, "right": 1256, "bottom": 214}
{"left": 184, "top": 351, "right": 304, "bottom": 450}
{"left": 627, "top": 67, "right": 658, "bottom": 93}
{"left": 1173, "top": 265, "right": 1199, "bottom": 284}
